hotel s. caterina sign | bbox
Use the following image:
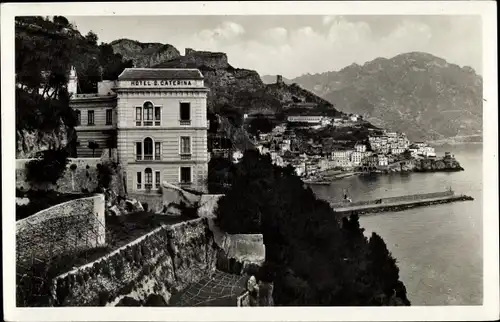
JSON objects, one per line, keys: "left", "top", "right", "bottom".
{"left": 128, "top": 80, "right": 196, "bottom": 87}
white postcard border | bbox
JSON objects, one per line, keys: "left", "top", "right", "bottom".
{"left": 1, "top": 1, "right": 498, "bottom": 321}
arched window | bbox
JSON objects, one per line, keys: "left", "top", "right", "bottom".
{"left": 135, "top": 137, "right": 161, "bottom": 161}
{"left": 144, "top": 137, "right": 153, "bottom": 160}
{"left": 145, "top": 168, "right": 153, "bottom": 190}
{"left": 143, "top": 101, "right": 154, "bottom": 126}
{"left": 135, "top": 101, "right": 161, "bottom": 126}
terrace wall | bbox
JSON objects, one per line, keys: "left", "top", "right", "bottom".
{"left": 49, "top": 218, "right": 218, "bottom": 306}
{"left": 16, "top": 194, "right": 106, "bottom": 266}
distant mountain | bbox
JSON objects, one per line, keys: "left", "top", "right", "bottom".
{"left": 261, "top": 74, "right": 293, "bottom": 85}
{"left": 292, "top": 52, "right": 483, "bottom": 141}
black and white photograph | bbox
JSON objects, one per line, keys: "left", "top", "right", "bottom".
{"left": 1, "top": 1, "right": 498, "bottom": 321}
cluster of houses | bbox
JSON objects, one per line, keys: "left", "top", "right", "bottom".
{"left": 247, "top": 118, "right": 440, "bottom": 177}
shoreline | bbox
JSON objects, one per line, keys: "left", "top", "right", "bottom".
{"left": 304, "top": 166, "right": 464, "bottom": 184}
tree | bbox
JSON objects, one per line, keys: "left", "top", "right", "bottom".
{"left": 88, "top": 141, "right": 99, "bottom": 157}
{"left": 25, "top": 149, "right": 70, "bottom": 185}
{"left": 402, "top": 149, "right": 412, "bottom": 160}
{"left": 215, "top": 150, "right": 410, "bottom": 306}
{"left": 248, "top": 115, "right": 274, "bottom": 135}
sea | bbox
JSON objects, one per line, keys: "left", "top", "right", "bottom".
{"left": 310, "top": 143, "right": 483, "bottom": 305}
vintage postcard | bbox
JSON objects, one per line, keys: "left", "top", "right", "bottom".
{"left": 1, "top": 1, "right": 498, "bottom": 321}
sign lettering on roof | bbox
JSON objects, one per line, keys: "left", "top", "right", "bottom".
{"left": 129, "top": 80, "right": 194, "bottom": 87}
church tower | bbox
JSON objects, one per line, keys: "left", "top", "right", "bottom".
{"left": 68, "top": 66, "right": 78, "bottom": 97}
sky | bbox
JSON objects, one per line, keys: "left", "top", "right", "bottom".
{"left": 68, "top": 15, "right": 482, "bottom": 79}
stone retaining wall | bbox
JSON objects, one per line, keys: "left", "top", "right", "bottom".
{"left": 49, "top": 218, "right": 218, "bottom": 306}
{"left": 16, "top": 194, "right": 106, "bottom": 266}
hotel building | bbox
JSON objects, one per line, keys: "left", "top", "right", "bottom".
{"left": 70, "top": 68, "right": 210, "bottom": 192}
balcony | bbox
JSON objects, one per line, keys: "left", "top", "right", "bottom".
{"left": 180, "top": 154, "right": 192, "bottom": 160}
{"left": 180, "top": 120, "right": 191, "bottom": 126}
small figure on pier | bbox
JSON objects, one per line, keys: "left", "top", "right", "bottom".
{"left": 343, "top": 190, "right": 352, "bottom": 203}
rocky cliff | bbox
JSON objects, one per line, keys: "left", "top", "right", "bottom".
{"left": 292, "top": 52, "right": 483, "bottom": 141}
{"left": 110, "top": 39, "right": 181, "bottom": 68}
{"left": 16, "top": 126, "right": 74, "bottom": 159}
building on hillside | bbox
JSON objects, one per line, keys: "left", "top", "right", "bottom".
{"left": 378, "top": 155, "right": 388, "bottom": 167}
{"left": 350, "top": 114, "right": 360, "bottom": 122}
{"left": 287, "top": 115, "right": 323, "bottom": 123}
{"left": 419, "top": 146, "right": 436, "bottom": 157}
{"left": 354, "top": 143, "right": 367, "bottom": 153}
{"left": 409, "top": 148, "right": 419, "bottom": 158}
{"left": 331, "top": 149, "right": 354, "bottom": 168}
{"left": 364, "top": 155, "right": 379, "bottom": 167}
{"left": 70, "top": 67, "right": 210, "bottom": 192}
{"left": 350, "top": 151, "right": 364, "bottom": 166}
{"left": 391, "top": 147, "right": 405, "bottom": 155}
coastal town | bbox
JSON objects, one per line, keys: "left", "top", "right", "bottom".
{"left": 213, "top": 95, "right": 462, "bottom": 185}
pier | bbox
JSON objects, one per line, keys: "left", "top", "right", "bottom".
{"left": 331, "top": 191, "right": 474, "bottom": 216}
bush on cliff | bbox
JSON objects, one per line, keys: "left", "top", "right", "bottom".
{"left": 25, "top": 148, "right": 70, "bottom": 185}
{"left": 215, "top": 150, "right": 410, "bottom": 306}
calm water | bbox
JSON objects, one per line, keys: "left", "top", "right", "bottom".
{"left": 311, "top": 144, "right": 483, "bottom": 305}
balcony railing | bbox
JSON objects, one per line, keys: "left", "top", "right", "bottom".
{"left": 136, "top": 154, "right": 161, "bottom": 161}
{"left": 180, "top": 120, "right": 191, "bottom": 126}
{"left": 180, "top": 154, "right": 191, "bottom": 160}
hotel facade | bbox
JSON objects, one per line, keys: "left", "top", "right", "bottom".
{"left": 70, "top": 68, "right": 210, "bottom": 192}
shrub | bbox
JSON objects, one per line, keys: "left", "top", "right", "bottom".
{"left": 179, "top": 201, "right": 200, "bottom": 219}
{"left": 88, "top": 141, "right": 99, "bottom": 157}
{"left": 70, "top": 163, "right": 77, "bottom": 171}
{"left": 116, "top": 296, "right": 141, "bottom": 306}
{"left": 25, "top": 149, "right": 69, "bottom": 185}
{"left": 97, "top": 161, "right": 115, "bottom": 189}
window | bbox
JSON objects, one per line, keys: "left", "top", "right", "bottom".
{"left": 154, "top": 106, "right": 161, "bottom": 126}
{"left": 88, "top": 110, "right": 94, "bottom": 125}
{"left": 155, "top": 142, "right": 161, "bottom": 160}
{"left": 145, "top": 168, "right": 153, "bottom": 190}
{"left": 143, "top": 101, "right": 153, "bottom": 126}
{"left": 75, "top": 110, "right": 81, "bottom": 126}
{"left": 144, "top": 137, "right": 153, "bottom": 160}
{"left": 136, "top": 172, "right": 142, "bottom": 189}
{"left": 180, "top": 136, "right": 191, "bottom": 154}
{"left": 136, "top": 142, "right": 142, "bottom": 160}
{"left": 136, "top": 107, "right": 142, "bottom": 126}
{"left": 155, "top": 171, "right": 161, "bottom": 189}
{"left": 180, "top": 167, "right": 191, "bottom": 184}
{"left": 136, "top": 102, "right": 161, "bottom": 126}
{"left": 106, "top": 109, "right": 112, "bottom": 125}
{"left": 180, "top": 102, "right": 191, "bottom": 125}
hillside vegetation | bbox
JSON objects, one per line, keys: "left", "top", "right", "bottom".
{"left": 15, "top": 16, "right": 133, "bottom": 157}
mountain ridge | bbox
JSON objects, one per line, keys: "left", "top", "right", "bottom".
{"left": 289, "top": 52, "right": 482, "bottom": 141}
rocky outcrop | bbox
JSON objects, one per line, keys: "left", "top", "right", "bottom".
{"left": 110, "top": 38, "right": 181, "bottom": 68}
{"left": 414, "top": 157, "right": 464, "bottom": 172}
{"left": 16, "top": 126, "right": 74, "bottom": 159}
